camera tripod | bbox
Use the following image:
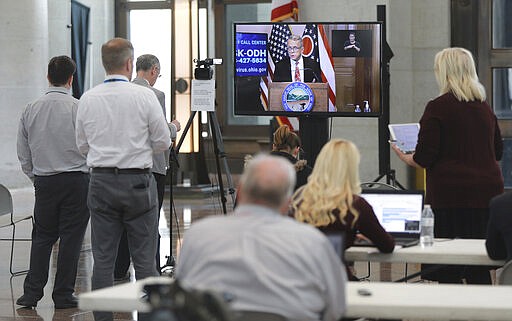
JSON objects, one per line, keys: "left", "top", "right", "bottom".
{"left": 176, "top": 110, "right": 236, "bottom": 213}
{"left": 159, "top": 109, "right": 236, "bottom": 276}
{"left": 160, "top": 147, "right": 180, "bottom": 277}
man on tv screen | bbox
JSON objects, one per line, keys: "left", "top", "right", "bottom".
{"left": 273, "top": 34, "right": 321, "bottom": 83}
{"left": 343, "top": 32, "right": 361, "bottom": 55}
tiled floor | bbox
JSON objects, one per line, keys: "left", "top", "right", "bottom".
{"left": 0, "top": 184, "right": 419, "bottom": 321}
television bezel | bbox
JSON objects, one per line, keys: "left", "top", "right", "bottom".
{"left": 232, "top": 21, "right": 383, "bottom": 118}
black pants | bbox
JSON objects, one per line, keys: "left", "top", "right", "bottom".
{"left": 422, "top": 208, "right": 492, "bottom": 284}
{"left": 22, "top": 172, "right": 90, "bottom": 301}
{"left": 114, "top": 172, "right": 165, "bottom": 277}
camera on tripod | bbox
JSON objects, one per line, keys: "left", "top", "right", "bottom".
{"left": 194, "top": 58, "right": 223, "bottom": 80}
{"left": 144, "top": 280, "right": 233, "bottom": 321}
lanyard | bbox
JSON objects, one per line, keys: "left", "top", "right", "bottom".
{"left": 103, "top": 78, "right": 128, "bottom": 83}
{"left": 46, "top": 91, "right": 68, "bottom": 95}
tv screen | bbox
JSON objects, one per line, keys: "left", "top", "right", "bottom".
{"left": 233, "top": 22, "right": 382, "bottom": 117}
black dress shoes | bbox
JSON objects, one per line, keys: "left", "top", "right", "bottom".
{"left": 16, "top": 295, "right": 38, "bottom": 308}
{"left": 54, "top": 295, "right": 78, "bottom": 309}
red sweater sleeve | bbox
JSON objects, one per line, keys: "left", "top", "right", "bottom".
{"left": 354, "top": 196, "right": 395, "bottom": 253}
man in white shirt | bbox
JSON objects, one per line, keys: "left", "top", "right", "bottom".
{"left": 75, "top": 38, "right": 171, "bottom": 321}
{"left": 176, "top": 154, "right": 347, "bottom": 321}
{"left": 114, "top": 54, "right": 181, "bottom": 279}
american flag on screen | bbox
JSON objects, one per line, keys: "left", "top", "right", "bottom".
{"left": 268, "top": 24, "right": 293, "bottom": 68}
{"left": 303, "top": 24, "right": 336, "bottom": 111}
{"left": 317, "top": 24, "right": 336, "bottom": 111}
{"left": 261, "top": 2, "right": 337, "bottom": 128}
{"left": 259, "top": 24, "right": 293, "bottom": 118}
{"left": 261, "top": 0, "right": 300, "bottom": 130}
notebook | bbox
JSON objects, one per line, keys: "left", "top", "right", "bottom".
{"left": 388, "top": 123, "right": 420, "bottom": 154}
{"left": 356, "top": 190, "right": 424, "bottom": 247}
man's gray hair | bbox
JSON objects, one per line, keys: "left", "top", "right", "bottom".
{"left": 288, "top": 34, "right": 303, "bottom": 46}
{"left": 239, "top": 154, "right": 296, "bottom": 209}
{"left": 136, "top": 54, "right": 160, "bottom": 72}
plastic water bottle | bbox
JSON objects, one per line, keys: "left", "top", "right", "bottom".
{"left": 420, "top": 204, "right": 434, "bottom": 247}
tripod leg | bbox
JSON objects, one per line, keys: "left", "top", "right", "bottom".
{"left": 176, "top": 111, "right": 197, "bottom": 154}
{"left": 160, "top": 150, "right": 177, "bottom": 276}
{"left": 209, "top": 111, "right": 236, "bottom": 206}
{"left": 209, "top": 112, "right": 227, "bottom": 214}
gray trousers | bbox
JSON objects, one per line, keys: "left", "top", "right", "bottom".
{"left": 88, "top": 171, "right": 159, "bottom": 321}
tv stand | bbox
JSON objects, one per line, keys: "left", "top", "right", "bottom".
{"left": 371, "top": 169, "right": 405, "bottom": 190}
{"left": 298, "top": 116, "right": 329, "bottom": 167}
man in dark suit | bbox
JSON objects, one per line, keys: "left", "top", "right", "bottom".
{"left": 486, "top": 192, "right": 512, "bottom": 261}
{"left": 273, "top": 34, "right": 321, "bottom": 83}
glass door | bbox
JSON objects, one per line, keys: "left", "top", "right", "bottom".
{"left": 129, "top": 9, "right": 173, "bottom": 120}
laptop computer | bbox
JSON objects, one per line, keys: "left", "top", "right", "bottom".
{"left": 356, "top": 189, "right": 424, "bottom": 247}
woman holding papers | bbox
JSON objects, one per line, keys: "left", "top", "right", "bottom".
{"left": 391, "top": 47, "right": 503, "bottom": 284}
{"left": 291, "top": 139, "right": 395, "bottom": 281}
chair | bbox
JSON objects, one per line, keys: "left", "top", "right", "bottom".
{"left": 498, "top": 260, "right": 512, "bottom": 285}
{"left": 0, "top": 184, "right": 33, "bottom": 276}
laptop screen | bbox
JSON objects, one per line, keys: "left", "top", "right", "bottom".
{"left": 360, "top": 190, "right": 424, "bottom": 237}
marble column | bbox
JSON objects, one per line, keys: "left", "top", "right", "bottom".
{"left": 0, "top": 1, "right": 49, "bottom": 188}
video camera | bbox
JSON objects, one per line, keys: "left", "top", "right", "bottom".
{"left": 144, "top": 280, "right": 233, "bottom": 321}
{"left": 194, "top": 58, "right": 223, "bottom": 80}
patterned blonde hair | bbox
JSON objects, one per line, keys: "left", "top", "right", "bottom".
{"left": 434, "top": 47, "right": 486, "bottom": 102}
{"left": 291, "top": 139, "right": 361, "bottom": 227}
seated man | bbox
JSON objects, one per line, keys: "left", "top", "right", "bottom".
{"left": 486, "top": 191, "right": 512, "bottom": 261}
{"left": 175, "top": 154, "right": 347, "bottom": 321}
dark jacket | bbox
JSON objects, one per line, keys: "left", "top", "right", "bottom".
{"left": 413, "top": 93, "right": 504, "bottom": 208}
{"left": 486, "top": 192, "right": 512, "bottom": 261}
{"left": 270, "top": 151, "right": 312, "bottom": 191}
{"left": 273, "top": 57, "right": 321, "bottom": 83}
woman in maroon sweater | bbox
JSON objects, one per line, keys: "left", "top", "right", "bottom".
{"left": 392, "top": 47, "right": 504, "bottom": 284}
{"left": 291, "top": 139, "right": 395, "bottom": 281}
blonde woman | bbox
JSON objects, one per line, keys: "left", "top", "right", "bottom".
{"left": 392, "top": 47, "right": 503, "bottom": 284}
{"left": 291, "top": 139, "right": 394, "bottom": 280}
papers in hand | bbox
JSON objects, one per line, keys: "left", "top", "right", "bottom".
{"left": 388, "top": 123, "right": 420, "bottom": 154}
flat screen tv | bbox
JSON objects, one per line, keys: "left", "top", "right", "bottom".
{"left": 233, "top": 22, "right": 382, "bottom": 117}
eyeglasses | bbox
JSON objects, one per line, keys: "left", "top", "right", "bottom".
{"left": 287, "top": 46, "right": 302, "bottom": 52}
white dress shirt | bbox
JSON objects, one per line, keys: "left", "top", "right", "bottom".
{"left": 76, "top": 75, "right": 171, "bottom": 169}
{"left": 289, "top": 57, "right": 304, "bottom": 82}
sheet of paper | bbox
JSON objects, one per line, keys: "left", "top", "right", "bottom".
{"left": 191, "top": 79, "right": 215, "bottom": 112}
